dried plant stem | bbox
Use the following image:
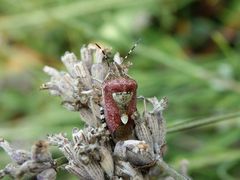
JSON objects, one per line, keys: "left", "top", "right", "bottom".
{"left": 156, "top": 158, "right": 190, "bottom": 180}
{"left": 167, "top": 111, "right": 240, "bottom": 133}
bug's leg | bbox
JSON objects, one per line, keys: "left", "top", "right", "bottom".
{"left": 91, "top": 78, "right": 103, "bottom": 84}
{"left": 99, "top": 107, "right": 106, "bottom": 123}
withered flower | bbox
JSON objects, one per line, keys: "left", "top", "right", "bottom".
{"left": 0, "top": 43, "right": 190, "bottom": 180}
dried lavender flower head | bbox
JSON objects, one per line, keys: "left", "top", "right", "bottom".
{"left": 41, "top": 43, "right": 190, "bottom": 180}
{"left": 31, "top": 140, "right": 52, "bottom": 163}
{"left": 0, "top": 139, "right": 55, "bottom": 180}
{"left": 0, "top": 43, "right": 190, "bottom": 180}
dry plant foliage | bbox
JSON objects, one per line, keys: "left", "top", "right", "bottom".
{"left": 0, "top": 44, "right": 190, "bottom": 180}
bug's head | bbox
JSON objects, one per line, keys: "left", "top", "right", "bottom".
{"left": 112, "top": 91, "right": 133, "bottom": 108}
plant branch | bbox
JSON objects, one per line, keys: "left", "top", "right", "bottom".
{"left": 157, "top": 158, "right": 191, "bottom": 180}
{"left": 167, "top": 111, "right": 240, "bottom": 133}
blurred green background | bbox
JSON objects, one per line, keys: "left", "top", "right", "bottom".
{"left": 0, "top": 0, "right": 240, "bottom": 179}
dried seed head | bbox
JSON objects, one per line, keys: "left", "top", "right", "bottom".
{"left": 115, "top": 160, "right": 144, "bottom": 179}
{"left": 148, "top": 96, "right": 168, "bottom": 113}
{"left": 81, "top": 45, "right": 93, "bottom": 69}
{"left": 72, "top": 127, "right": 85, "bottom": 145}
{"left": 134, "top": 115, "right": 154, "bottom": 155}
{"left": 114, "top": 140, "right": 154, "bottom": 167}
{"left": 65, "top": 160, "right": 90, "bottom": 180}
{"left": 79, "top": 107, "right": 99, "bottom": 127}
{"left": 0, "top": 163, "right": 18, "bottom": 179}
{"left": 36, "top": 168, "right": 56, "bottom": 180}
{"left": 73, "top": 62, "right": 92, "bottom": 89}
{"left": 143, "top": 97, "right": 167, "bottom": 155}
{"left": 0, "top": 139, "right": 31, "bottom": 165}
{"left": 61, "top": 52, "right": 78, "bottom": 77}
{"left": 99, "top": 146, "right": 114, "bottom": 178}
{"left": 84, "top": 161, "right": 105, "bottom": 180}
{"left": 16, "top": 161, "right": 52, "bottom": 179}
{"left": 31, "top": 140, "right": 52, "bottom": 163}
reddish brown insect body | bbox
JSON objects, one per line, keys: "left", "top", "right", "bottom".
{"left": 103, "top": 77, "right": 137, "bottom": 140}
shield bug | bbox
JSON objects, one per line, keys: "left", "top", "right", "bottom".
{"left": 99, "top": 41, "right": 140, "bottom": 140}
{"left": 103, "top": 76, "right": 137, "bottom": 140}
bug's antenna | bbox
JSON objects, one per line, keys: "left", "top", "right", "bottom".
{"left": 124, "top": 38, "right": 141, "bottom": 60}
{"left": 95, "top": 43, "right": 107, "bottom": 60}
{"left": 95, "top": 43, "right": 110, "bottom": 67}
